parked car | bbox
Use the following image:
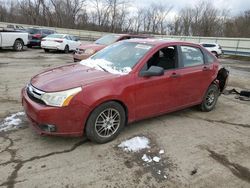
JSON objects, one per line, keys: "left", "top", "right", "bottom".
{"left": 200, "top": 42, "right": 223, "bottom": 57}
{"left": 6, "top": 24, "right": 25, "bottom": 31}
{"left": 22, "top": 39, "right": 229, "bottom": 143}
{"left": 0, "top": 29, "right": 28, "bottom": 51}
{"left": 26, "top": 28, "right": 56, "bottom": 47}
{"left": 73, "top": 34, "right": 151, "bottom": 62}
{"left": 41, "top": 34, "right": 81, "bottom": 53}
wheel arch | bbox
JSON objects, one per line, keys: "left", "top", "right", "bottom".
{"left": 83, "top": 99, "right": 129, "bottom": 134}
{"left": 14, "top": 38, "right": 24, "bottom": 44}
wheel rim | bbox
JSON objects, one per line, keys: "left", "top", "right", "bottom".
{"left": 95, "top": 108, "right": 120, "bottom": 138}
{"left": 16, "top": 42, "right": 22, "bottom": 50}
{"left": 206, "top": 90, "right": 216, "bottom": 107}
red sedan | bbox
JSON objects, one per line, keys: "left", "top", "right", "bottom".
{"left": 73, "top": 34, "right": 151, "bottom": 62}
{"left": 22, "top": 39, "right": 229, "bottom": 143}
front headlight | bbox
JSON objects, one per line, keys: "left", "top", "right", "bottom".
{"left": 41, "top": 87, "right": 82, "bottom": 107}
{"left": 85, "top": 48, "right": 95, "bottom": 55}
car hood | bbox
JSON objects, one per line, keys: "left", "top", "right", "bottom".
{"left": 31, "top": 63, "right": 118, "bottom": 92}
{"left": 79, "top": 43, "right": 106, "bottom": 51}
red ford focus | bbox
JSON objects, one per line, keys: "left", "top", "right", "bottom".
{"left": 22, "top": 39, "right": 229, "bottom": 143}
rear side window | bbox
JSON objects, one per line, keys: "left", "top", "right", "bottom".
{"left": 202, "top": 44, "right": 216, "bottom": 48}
{"left": 180, "top": 46, "right": 204, "bottom": 67}
{"left": 205, "top": 51, "right": 216, "bottom": 64}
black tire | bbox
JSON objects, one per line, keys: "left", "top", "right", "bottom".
{"left": 44, "top": 49, "right": 50, "bottom": 53}
{"left": 13, "top": 40, "right": 24, "bottom": 51}
{"left": 200, "top": 84, "right": 219, "bottom": 112}
{"left": 85, "top": 101, "right": 126, "bottom": 144}
{"left": 64, "top": 45, "right": 69, "bottom": 53}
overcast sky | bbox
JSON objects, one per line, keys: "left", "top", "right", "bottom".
{"left": 134, "top": 0, "right": 250, "bottom": 16}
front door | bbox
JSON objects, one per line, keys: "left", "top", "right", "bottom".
{"left": 134, "top": 45, "right": 181, "bottom": 119}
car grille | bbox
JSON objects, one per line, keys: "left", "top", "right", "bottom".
{"left": 26, "top": 84, "right": 46, "bottom": 105}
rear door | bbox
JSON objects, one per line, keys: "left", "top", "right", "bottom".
{"left": 173, "top": 45, "right": 214, "bottom": 106}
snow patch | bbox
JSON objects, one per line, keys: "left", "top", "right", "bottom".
{"left": 153, "top": 156, "right": 161, "bottom": 163}
{"left": 159, "top": 149, "right": 165, "bottom": 154}
{"left": 0, "top": 112, "right": 25, "bottom": 132}
{"left": 80, "top": 58, "right": 132, "bottom": 75}
{"left": 118, "top": 136, "right": 150, "bottom": 152}
{"left": 142, "top": 154, "right": 152, "bottom": 163}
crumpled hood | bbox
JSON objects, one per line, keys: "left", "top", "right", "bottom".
{"left": 31, "top": 63, "right": 118, "bottom": 92}
{"left": 79, "top": 43, "right": 106, "bottom": 51}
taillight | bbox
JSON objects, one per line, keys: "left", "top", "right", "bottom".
{"left": 33, "top": 34, "right": 42, "bottom": 38}
{"left": 42, "top": 38, "right": 46, "bottom": 41}
{"left": 54, "top": 40, "right": 63, "bottom": 43}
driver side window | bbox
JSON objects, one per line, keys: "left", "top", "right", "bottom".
{"left": 145, "top": 46, "right": 178, "bottom": 71}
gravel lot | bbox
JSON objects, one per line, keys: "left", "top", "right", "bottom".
{"left": 0, "top": 48, "right": 250, "bottom": 188}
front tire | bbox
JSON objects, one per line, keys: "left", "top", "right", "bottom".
{"left": 13, "top": 40, "right": 24, "bottom": 51}
{"left": 200, "top": 84, "right": 219, "bottom": 112}
{"left": 64, "top": 45, "right": 69, "bottom": 53}
{"left": 85, "top": 101, "right": 126, "bottom": 144}
{"left": 44, "top": 49, "right": 50, "bottom": 53}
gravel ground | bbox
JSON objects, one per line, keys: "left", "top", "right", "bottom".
{"left": 0, "top": 48, "right": 250, "bottom": 188}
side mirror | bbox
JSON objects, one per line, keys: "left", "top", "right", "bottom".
{"left": 140, "top": 66, "right": 164, "bottom": 77}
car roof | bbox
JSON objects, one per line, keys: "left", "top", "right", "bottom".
{"left": 125, "top": 38, "right": 199, "bottom": 47}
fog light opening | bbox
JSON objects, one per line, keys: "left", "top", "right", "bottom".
{"left": 39, "top": 124, "right": 57, "bottom": 132}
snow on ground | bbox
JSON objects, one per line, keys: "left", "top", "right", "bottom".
{"left": 153, "top": 156, "right": 161, "bottom": 163}
{"left": 0, "top": 112, "right": 25, "bottom": 132}
{"left": 159, "top": 150, "right": 164, "bottom": 154}
{"left": 142, "top": 154, "right": 153, "bottom": 163}
{"left": 118, "top": 136, "right": 168, "bottom": 180}
{"left": 118, "top": 136, "right": 150, "bottom": 152}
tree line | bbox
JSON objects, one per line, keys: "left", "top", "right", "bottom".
{"left": 0, "top": 0, "right": 249, "bottom": 38}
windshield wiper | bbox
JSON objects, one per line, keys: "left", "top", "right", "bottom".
{"left": 96, "top": 64, "right": 109, "bottom": 73}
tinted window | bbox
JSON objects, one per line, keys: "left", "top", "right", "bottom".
{"left": 7, "top": 25, "right": 14, "bottom": 28}
{"left": 27, "top": 28, "right": 41, "bottom": 34}
{"left": 202, "top": 44, "right": 216, "bottom": 48}
{"left": 64, "top": 35, "right": 71, "bottom": 40}
{"left": 145, "top": 46, "right": 177, "bottom": 70}
{"left": 46, "top": 34, "right": 64, "bottom": 38}
{"left": 181, "top": 46, "right": 204, "bottom": 67}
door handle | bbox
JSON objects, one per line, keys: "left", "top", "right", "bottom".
{"left": 170, "top": 72, "right": 181, "bottom": 78}
{"left": 203, "top": 66, "right": 211, "bottom": 71}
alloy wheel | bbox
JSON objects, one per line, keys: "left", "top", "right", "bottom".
{"left": 95, "top": 108, "right": 120, "bottom": 138}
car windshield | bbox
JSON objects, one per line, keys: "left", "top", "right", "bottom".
{"left": 80, "top": 41, "right": 153, "bottom": 75}
{"left": 27, "top": 28, "right": 40, "bottom": 34}
{"left": 94, "top": 34, "right": 120, "bottom": 45}
{"left": 46, "top": 34, "right": 64, "bottom": 38}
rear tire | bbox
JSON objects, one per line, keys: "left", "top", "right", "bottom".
{"left": 44, "top": 49, "right": 50, "bottom": 53}
{"left": 13, "top": 40, "right": 24, "bottom": 51}
{"left": 85, "top": 101, "right": 126, "bottom": 144}
{"left": 64, "top": 45, "right": 69, "bottom": 53}
{"left": 200, "top": 84, "right": 219, "bottom": 112}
